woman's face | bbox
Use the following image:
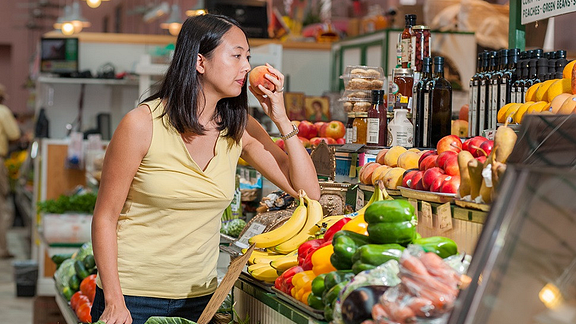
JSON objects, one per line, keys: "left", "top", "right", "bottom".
{"left": 200, "top": 26, "right": 251, "bottom": 99}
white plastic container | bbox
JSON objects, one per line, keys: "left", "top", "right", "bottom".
{"left": 387, "top": 109, "right": 414, "bottom": 147}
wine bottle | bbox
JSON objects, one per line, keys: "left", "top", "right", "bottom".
{"left": 366, "top": 90, "right": 387, "bottom": 146}
{"left": 489, "top": 50, "right": 506, "bottom": 130}
{"left": 401, "top": 14, "right": 416, "bottom": 69}
{"left": 468, "top": 53, "right": 482, "bottom": 137}
{"left": 478, "top": 51, "right": 492, "bottom": 134}
{"left": 413, "top": 57, "right": 433, "bottom": 147}
{"left": 429, "top": 56, "right": 452, "bottom": 147}
{"left": 500, "top": 48, "right": 518, "bottom": 109}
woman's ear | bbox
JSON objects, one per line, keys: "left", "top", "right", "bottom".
{"left": 196, "top": 54, "right": 205, "bottom": 74}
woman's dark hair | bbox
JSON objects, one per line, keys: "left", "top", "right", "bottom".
{"left": 143, "top": 14, "right": 249, "bottom": 144}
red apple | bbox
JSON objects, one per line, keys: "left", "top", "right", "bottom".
{"left": 418, "top": 150, "right": 437, "bottom": 166}
{"left": 336, "top": 137, "right": 345, "bottom": 144}
{"left": 435, "top": 151, "right": 457, "bottom": 169}
{"left": 410, "top": 171, "right": 424, "bottom": 189}
{"left": 479, "top": 140, "right": 494, "bottom": 157}
{"left": 466, "top": 136, "right": 488, "bottom": 157}
{"left": 314, "top": 122, "right": 326, "bottom": 136}
{"left": 419, "top": 155, "right": 438, "bottom": 171}
{"left": 298, "top": 136, "right": 311, "bottom": 148}
{"left": 319, "top": 123, "right": 329, "bottom": 137}
{"left": 402, "top": 170, "right": 418, "bottom": 188}
{"left": 422, "top": 167, "right": 445, "bottom": 190}
{"left": 297, "top": 120, "right": 317, "bottom": 139}
{"left": 436, "top": 135, "right": 462, "bottom": 155}
{"left": 249, "top": 65, "right": 279, "bottom": 95}
{"left": 309, "top": 137, "right": 324, "bottom": 147}
{"left": 476, "top": 155, "right": 487, "bottom": 164}
{"left": 414, "top": 177, "right": 426, "bottom": 190}
{"left": 325, "top": 120, "right": 346, "bottom": 139}
{"left": 325, "top": 137, "right": 337, "bottom": 144}
{"left": 443, "top": 155, "right": 459, "bottom": 176}
{"left": 440, "top": 175, "right": 461, "bottom": 194}
{"left": 430, "top": 174, "right": 450, "bottom": 192}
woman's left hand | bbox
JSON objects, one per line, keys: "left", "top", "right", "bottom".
{"left": 248, "top": 63, "right": 288, "bottom": 123}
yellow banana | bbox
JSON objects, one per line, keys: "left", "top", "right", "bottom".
{"left": 270, "top": 254, "right": 299, "bottom": 273}
{"left": 248, "top": 195, "right": 307, "bottom": 248}
{"left": 274, "top": 192, "right": 324, "bottom": 254}
{"left": 252, "top": 254, "right": 290, "bottom": 265}
{"left": 315, "top": 214, "right": 349, "bottom": 229}
{"left": 247, "top": 263, "right": 273, "bottom": 273}
{"left": 247, "top": 250, "right": 284, "bottom": 265}
{"left": 249, "top": 264, "right": 280, "bottom": 283}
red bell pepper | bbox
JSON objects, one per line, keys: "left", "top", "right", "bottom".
{"left": 278, "top": 265, "right": 303, "bottom": 294}
{"left": 298, "top": 239, "right": 324, "bottom": 264}
{"left": 323, "top": 218, "right": 352, "bottom": 243}
{"left": 302, "top": 241, "right": 332, "bottom": 270}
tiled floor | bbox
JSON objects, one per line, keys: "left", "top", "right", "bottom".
{"left": 0, "top": 226, "right": 34, "bottom": 322}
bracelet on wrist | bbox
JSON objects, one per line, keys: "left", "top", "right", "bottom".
{"left": 280, "top": 124, "right": 299, "bottom": 140}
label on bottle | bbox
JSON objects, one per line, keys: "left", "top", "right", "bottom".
{"left": 499, "top": 82, "right": 507, "bottom": 109}
{"left": 511, "top": 86, "right": 518, "bottom": 104}
{"left": 479, "top": 81, "right": 486, "bottom": 133}
{"left": 352, "top": 126, "right": 358, "bottom": 143}
{"left": 366, "top": 118, "right": 380, "bottom": 144}
{"left": 470, "top": 80, "right": 478, "bottom": 137}
{"left": 401, "top": 38, "right": 411, "bottom": 67}
{"left": 490, "top": 82, "right": 498, "bottom": 129}
{"left": 423, "top": 90, "right": 430, "bottom": 147}
{"left": 410, "top": 35, "right": 416, "bottom": 68}
{"left": 345, "top": 127, "right": 353, "bottom": 144}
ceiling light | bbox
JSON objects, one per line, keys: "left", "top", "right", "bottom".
{"left": 186, "top": 0, "right": 207, "bottom": 16}
{"left": 84, "top": 0, "right": 109, "bottom": 9}
{"left": 160, "top": 4, "right": 183, "bottom": 36}
{"left": 65, "top": 1, "right": 91, "bottom": 33}
{"left": 53, "top": 5, "right": 72, "bottom": 30}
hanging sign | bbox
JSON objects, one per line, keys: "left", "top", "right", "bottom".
{"left": 521, "top": 0, "right": 576, "bottom": 25}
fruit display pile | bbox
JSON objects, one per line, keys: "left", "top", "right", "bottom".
{"left": 499, "top": 60, "right": 576, "bottom": 124}
{"left": 273, "top": 120, "right": 347, "bottom": 151}
{"left": 52, "top": 242, "right": 97, "bottom": 323}
{"left": 244, "top": 184, "right": 463, "bottom": 323}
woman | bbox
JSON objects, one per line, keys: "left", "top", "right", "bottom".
{"left": 91, "top": 14, "right": 320, "bottom": 324}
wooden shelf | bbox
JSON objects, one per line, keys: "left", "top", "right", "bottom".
{"left": 37, "top": 76, "right": 139, "bottom": 86}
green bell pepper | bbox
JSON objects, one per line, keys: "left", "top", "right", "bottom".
{"left": 307, "top": 292, "right": 325, "bottom": 310}
{"left": 351, "top": 243, "right": 405, "bottom": 274}
{"left": 365, "top": 200, "right": 417, "bottom": 246}
{"left": 413, "top": 236, "right": 458, "bottom": 258}
{"left": 322, "top": 281, "right": 348, "bottom": 307}
{"left": 323, "top": 270, "right": 354, "bottom": 292}
{"left": 332, "top": 230, "right": 371, "bottom": 264}
{"left": 311, "top": 273, "right": 327, "bottom": 296}
{"left": 351, "top": 262, "right": 376, "bottom": 274}
{"left": 330, "top": 252, "right": 353, "bottom": 270}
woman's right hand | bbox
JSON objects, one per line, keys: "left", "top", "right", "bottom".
{"left": 99, "top": 301, "right": 132, "bottom": 324}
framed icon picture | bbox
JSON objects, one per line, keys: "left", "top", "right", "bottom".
{"left": 284, "top": 92, "right": 306, "bottom": 121}
{"left": 305, "top": 96, "right": 331, "bottom": 122}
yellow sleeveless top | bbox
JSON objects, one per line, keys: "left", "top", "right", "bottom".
{"left": 110, "top": 98, "right": 242, "bottom": 298}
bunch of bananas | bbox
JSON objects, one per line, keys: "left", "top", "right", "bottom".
{"left": 246, "top": 190, "right": 323, "bottom": 282}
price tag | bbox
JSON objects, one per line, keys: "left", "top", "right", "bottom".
{"left": 421, "top": 201, "right": 433, "bottom": 229}
{"left": 437, "top": 202, "right": 453, "bottom": 232}
{"left": 234, "top": 222, "right": 266, "bottom": 249}
{"left": 355, "top": 187, "right": 365, "bottom": 211}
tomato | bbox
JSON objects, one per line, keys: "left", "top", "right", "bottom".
{"left": 76, "top": 302, "right": 92, "bottom": 323}
{"left": 70, "top": 291, "right": 89, "bottom": 311}
{"left": 80, "top": 274, "right": 97, "bottom": 302}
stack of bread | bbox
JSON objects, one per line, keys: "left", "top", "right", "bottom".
{"left": 340, "top": 65, "right": 385, "bottom": 112}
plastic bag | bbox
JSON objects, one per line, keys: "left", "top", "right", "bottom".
{"left": 54, "top": 258, "right": 76, "bottom": 291}
{"left": 369, "top": 245, "right": 466, "bottom": 324}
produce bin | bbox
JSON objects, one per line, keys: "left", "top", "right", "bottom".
{"left": 13, "top": 260, "right": 38, "bottom": 297}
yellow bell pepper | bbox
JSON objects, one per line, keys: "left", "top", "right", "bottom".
{"left": 291, "top": 270, "right": 316, "bottom": 302}
{"left": 311, "top": 244, "right": 337, "bottom": 275}
{"left": 301, "top": 291, "right": 312, "bottom": 304}
{"left": 341, "top": 213, "right": 368, "bottom": 235}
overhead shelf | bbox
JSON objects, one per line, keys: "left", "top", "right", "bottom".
{"left": 37, "top": 76, "right": 138, "bottom": 86}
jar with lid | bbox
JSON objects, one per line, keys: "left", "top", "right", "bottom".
{"left": 345, "top": 112, "right": 356, "bottom": 144}
{"left": 392, "top": 68, "right": 414, "bottom": 112}
{"left": 412, "top": 25, "right": 431, "bottom": 72}
{"left": 387, "top": 109, "right": 414, "bottom": 147}
{"left": 353, "top": 112, "right": 368, "bottom": 144}
{"left": 366, "top": 90, "right": 387, "bottom": 147}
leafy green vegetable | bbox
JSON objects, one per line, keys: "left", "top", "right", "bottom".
{"left": 143, "top": 317, "right": 196, "bottom": 324}
{"left": 37, "top": 192, "right": 98, "bottom": 214}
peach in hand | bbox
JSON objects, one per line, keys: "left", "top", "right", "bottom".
{"left": 249, "top": 65, "right": 279, "bottom": 95}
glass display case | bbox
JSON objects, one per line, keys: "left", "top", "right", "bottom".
{"left": 448, "top": 165, "right": 576, "bottom": 324}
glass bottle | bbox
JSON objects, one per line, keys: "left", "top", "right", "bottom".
{"left": 489, "top": 50, "right": 505, "bottom": 130}
{"left": 401, "top": 14, "right": 416, "bottom": 69}
{"left": 413, "top": 57, "right": 433, "bottom": 147}
{"left": 366, "top": 90, "right": 387, "bottom": 146}
{"left": 353, "top": 112, "right": 368, "bottom": 145}
{"left": 546, "top": 51, "right": 557, "bottom": 80}
{"left": 500, "top": 48, "right": 518, "bottom": 109}
{"left": 345, "top": 112, "right": 355, "bottom": 144}
{"left": 429, "top": 56, "right": 452, "bottom": 147}
{"left": 537, "top": 57, "right": 549, "bottom": 82}
{"left": 511, "top": 51, "right": 525, "bottom": 103}
{"left": 468, "top": 53, "right": 482, "bottom": 137}
{"left": 478, "top": 51, "right": 491, "bottom": 135}
{"left": 555, "top": 50, "right": 568, "bottom": 79}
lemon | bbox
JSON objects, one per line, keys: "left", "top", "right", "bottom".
{"left": 534, "top": 79, "right": 556, "bottom": 102}
{"left": 546, "top": 78, "right": 572, "bottom": 102}
{"left": 525, "top": 83, "right": 541, "bottom": 102}
{"left": 562, "top": 60, "right": 576, "bottom": 80}
{"left": 497, "top": 103, "right": 520, "bottom": 123}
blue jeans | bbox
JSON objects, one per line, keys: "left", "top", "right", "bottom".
{"left": 91, "top": 286, "right": 213, "bottom": 324}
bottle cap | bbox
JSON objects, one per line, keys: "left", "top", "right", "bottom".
{"left": 371, "top": 90, "right": 385, "bottom": 104}
{"left": 556, "top": 50, "right": 567, "bottom": 59}
{"left": 434, "top": 56, "right": 444, "bottom": 66}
